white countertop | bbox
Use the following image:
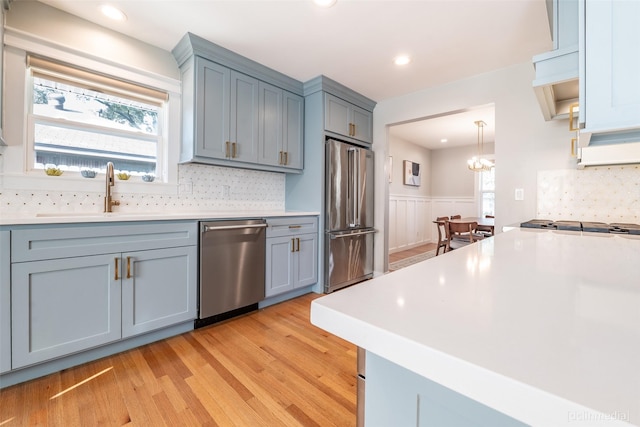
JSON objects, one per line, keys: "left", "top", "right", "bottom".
{"left": 311, "top": 228, "right": 640, "bottom": 426}
{"left": 0, "top": 210, "right": 319, "bottom": 226}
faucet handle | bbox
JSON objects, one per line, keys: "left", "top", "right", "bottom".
{"left": 112, "top": 200, "right": 120, "bottom": 207}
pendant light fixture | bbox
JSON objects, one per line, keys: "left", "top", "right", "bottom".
{"left": 467, "top": 120, "right": 494, "bottom": 172}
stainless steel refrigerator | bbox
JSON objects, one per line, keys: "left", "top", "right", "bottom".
{"left": 325, "top": 138, "right": 375, "bottom": 293}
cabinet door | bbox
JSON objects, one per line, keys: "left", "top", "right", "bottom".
{"left": 324, "top": 93, "right": 351, "bottom": 137}
{"left": 196, "top": 58, "right": 231, "bottom": 159}
{"left": 121, "top": 246, "right": 197, "bottom": 338}
{"left": 258, "top": 81, "right": 283, "bottom": 167}
{"left": 283, "top": 91, "right": 304, "bottom": 170}
{"left": 1, "top": 230, "right": 10, "bottom": 373}
{"left": 351, "top": 104, "right": 373, "bottom": 144}
{"left": 265, "top": 236, "right": 294, "bottom": 297}
{"left": 294, "top": 233, "right": 318, "bottom": 288}
{"left": 230, "top": 71, "right": 260, "bottom": 163}
{"left": 11, "top": 254, "right": 121, "bottom": 369}
{"left": 584, "top": 0, "right": 640, "bottom": 133}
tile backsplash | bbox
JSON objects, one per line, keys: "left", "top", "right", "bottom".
{"left": 537, "top": 165, "right": 640, "bottom": 223}
{"left": 0, "top": 163, "right": 285, "bottom": 215}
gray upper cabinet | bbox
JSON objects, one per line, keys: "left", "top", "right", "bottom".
{"left": 580, "top": 0, "right": 640, "bottom": 134}
{"left": 195, "top": 58, "right": 230, "bottom": 160}
{"left": 173, "top": 33, "right": 305, "bottom": 173}
{"left": 189, "top": 58, "right": 259, "bottom": 163}
{"left": 230, "top": 71, "right": 260, "bottom": 163}
{"left": 325, "top": 93, "right": 373, "bottom": 144}
{"left": 259, "top": 82, "right": 304, "bottom": 170}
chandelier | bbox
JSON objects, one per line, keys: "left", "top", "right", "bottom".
{"left": 467, "top": 120, "right": 494, "bottom": 172}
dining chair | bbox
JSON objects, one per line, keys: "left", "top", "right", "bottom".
{"left": 450, "top": 214, "right": 462, "bottom": 220}
{"left": 477, "top": 214, "right": 495, "bottom": 236}
{"left": 434, "top": 216, "right": 449, "bottom": 256}
{"left": 446, "top": 220, "right": 480, "bottom": 252}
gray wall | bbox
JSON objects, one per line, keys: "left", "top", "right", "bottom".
{"left": 373, "top": 62, "right": 573, "bottom": 273}
{"left": 430, "top": 142, "right": 494, "bottom": 198}
{"left": 388, "top": 137, "right": 431, "bottom": 197}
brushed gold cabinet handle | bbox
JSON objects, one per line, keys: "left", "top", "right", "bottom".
{"left": 571, "top": 137, "right": 577, "bottom": 157}
{"left": 284, "top": 151, "right": 288, "bottom": 165}
{"left": 291, "top": 238, "right": 295, "bottom": 253}
{"left": 288, "top": 225, "right": 302, "bottom": 229}
{"left": 232, "top": 142, "right": 237, "bottom": 158}
{"left": 296, "top": 237, "right": 300, "bottom": 252}
{"left": 114, "top": 257, "right": 120, "bottom": 280}
{"left": 126, "top": 256, "right": 133, "bottom": 279}
{"left": 569, "top": 103, "right": 579, "bottom": 132}
{"left": 225, "top": 141, "right": 230, "bottom": 158}
{"left": 279, "top": 151, "right": 283, "bottom": 165}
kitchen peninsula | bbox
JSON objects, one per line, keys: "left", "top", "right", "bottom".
{"left": 311, "top": 228, "right": 640, "bottom": 426}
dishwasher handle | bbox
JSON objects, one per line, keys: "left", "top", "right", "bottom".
{"left": 203, "top": 223, "right": 267, "bottom": 232}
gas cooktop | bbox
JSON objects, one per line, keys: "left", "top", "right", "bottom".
{"left": 520, "top": 219, "right": 640, "bottom": 235}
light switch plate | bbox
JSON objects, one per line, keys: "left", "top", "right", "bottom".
{"left": 515, "top": 188, "right": 524, "bottom": 201}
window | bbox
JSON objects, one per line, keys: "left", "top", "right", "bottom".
{"left": 479, "top": 166, "right": 495, "bottom": 217}
{"left": 28, "top": 55, "right": 167, "bottom": 177}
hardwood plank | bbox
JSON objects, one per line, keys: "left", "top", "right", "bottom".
{"left": 0, "top": 293, "right": 356, "bottom": 426}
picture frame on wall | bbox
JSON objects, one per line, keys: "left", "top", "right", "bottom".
{"left": 403, "top": 160, "right": 421, "bottom": 186}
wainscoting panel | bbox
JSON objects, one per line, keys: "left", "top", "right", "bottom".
{"left": 389, "top": 196, "right": 477, "bottom": 254}
{"left": 388, "top": 195, "right": 433, "bottom": 253}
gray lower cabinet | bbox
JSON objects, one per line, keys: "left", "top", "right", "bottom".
{"left": 11, "top": 254, "right": 122, "bottom": 369}
{"left": 9, "top": 221, "right": 197, "bottom": 370}
{"left": 365, "top": 352, "right": 527, "bottom": 427}
{"left": 265, "top": 217, "right": 318, "bottom": 297}
{"left": 1, "top": 230, "right": 11, "bottom": 373}
{"left": 121, "top": 246, "right": 197, "bottom": 337}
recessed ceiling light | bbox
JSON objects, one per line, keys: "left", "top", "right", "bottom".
{"left": 440, "top": 138, "right": 448, "bottom": 143}
{"left": 394, "top": 55, "right": 411, "bottom": 66}
{"left": 100, "top": 5, "right": 127, "bottom": 21}
{"left": 314, "top": 0, "right": 337, "bottom": 7}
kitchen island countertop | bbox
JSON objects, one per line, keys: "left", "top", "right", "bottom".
{"left": 311, "top": 228, "right": 640, "bottom": 426}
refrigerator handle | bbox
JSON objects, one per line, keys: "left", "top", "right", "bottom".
{"left": 354, "top": 149, "right": 361, "bottom": 227}
{"left": 348, "top": 147, "right": 358, "bottom": 227}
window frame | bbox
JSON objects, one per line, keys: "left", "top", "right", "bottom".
{"left": 477, "top": 161, "right": 495, "bottom": 218}
{"left": 26, "top": 56, "right": 167, "bottom": 180}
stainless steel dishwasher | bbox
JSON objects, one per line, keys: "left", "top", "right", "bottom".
{"left": 196, "top": 219, "right": 266, "bottom": 328}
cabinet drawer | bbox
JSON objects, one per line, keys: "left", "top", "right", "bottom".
{"left": 11, "top": 221, "right": 198, "bottom": 262}
{"left": 266, "top": 216, "right": 318, "bottom": 238}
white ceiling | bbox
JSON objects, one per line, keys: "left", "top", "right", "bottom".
{"left": 33, "top": 0, "right": 551, "bottom": 147}
{"left": 389, "top": 104, "right": 495, "bottom": 150}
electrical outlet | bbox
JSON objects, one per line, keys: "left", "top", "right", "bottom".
{"left": 515, "top": 188, "right": 524, "bottom": 201}
{"left": 179, "top": 181, "right": 193, "bottom": 195}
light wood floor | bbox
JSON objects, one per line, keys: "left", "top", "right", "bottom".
{"left": 388, "top": 242, "right": 437, "bottom": 264}
{"left": 0, "top": 293, "right": 357, "bottom": 426}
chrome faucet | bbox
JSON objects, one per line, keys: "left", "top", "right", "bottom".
{"left": 104, "top": 162, "right": 120, "bottom": 213}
